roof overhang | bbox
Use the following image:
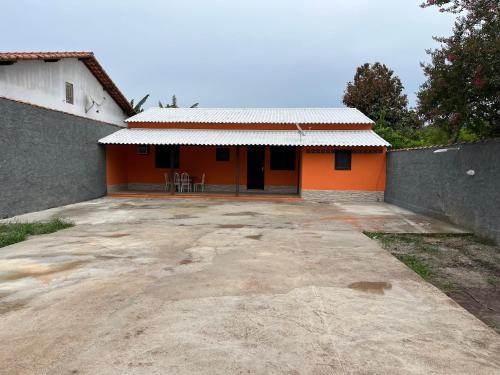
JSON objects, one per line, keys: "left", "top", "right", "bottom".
{"left": 125, "top": 107, "right": 375, "bottom": 125}
{"left": 98, "top": 128, "right": 390, "bottom": 147}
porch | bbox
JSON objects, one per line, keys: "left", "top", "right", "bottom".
{"left": 105, "top": 144, "right": 301, "bottom": 197}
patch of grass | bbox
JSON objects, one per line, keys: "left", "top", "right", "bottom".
{"left": 393, "top": 254, "right": 432, "bottom": 280}
{"left": 365, "top": 231, "right": 500, "bottom": 333}
{"left": 365, "top": 232, "right": 440, "bottom": 254}
{"left": 438, "top": 280, "right": 458, "bottom": 293}
{"left": 486, "top": 276, "right": 499, "bottom": 287}
{"left": 364, "top": 232, "right": 399, "bottom": 247}
{"left": 0, "top": 218, "right": 74, "bottom": 248}
{"left": 363, "top": 231, "right": 381, "bottom": 239}
{"left": 421, "top": 243, "right": 439, "bottom": 254}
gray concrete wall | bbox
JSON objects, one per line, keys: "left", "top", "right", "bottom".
{"left": 0, "top": 98, "right": 120, "bottom": 218}
{"left": 385, "top": 139, "right": 500, "bottom": 243}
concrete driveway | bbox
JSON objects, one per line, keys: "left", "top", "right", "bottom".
{"left": 0, "top": 197, "right": 498, "bottom": 374}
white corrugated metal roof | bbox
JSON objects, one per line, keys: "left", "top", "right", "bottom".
{"left": 99, "top": 128, "right": 390, "bottom": 147}
{"left": 126, "top": 107, "right": 374, "bottom": 124}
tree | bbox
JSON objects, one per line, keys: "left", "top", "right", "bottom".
{"left": 418, "top": 0, "right": 500, "bottom": 142}
{"left": 130, "top": 94, "right": 149, "bottom": 113}
{"left": 343, "top": 63, "right": 409, "bottom": 128}
{"left": 159, "top": 95, "right": 199, "bottom": 108}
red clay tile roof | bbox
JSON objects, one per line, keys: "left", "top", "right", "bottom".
{"left": 0, "top": 51, "right": 135, "bottom": 116}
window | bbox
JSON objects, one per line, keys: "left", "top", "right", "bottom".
{"left": 155, "top": 145, "right": 180, "bottom": 168}
{"left": 65, "top": 82, "right": 74, "bottom": 104}
{"left": 335, "top": 150, "right": 352, "bottom": 170}
{"left": 216, "top": 147, "right": 230, "bottom": 161}
{"left": 137, "top": 145, "right": 149, "bottom": 155}
{"left": 270, "top": 146, "right": 296, "bottom": 170}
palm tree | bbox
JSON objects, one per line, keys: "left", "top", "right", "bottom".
{"left": 130, "top": 94, "right": 150, "bottom": 113}
{"left": 159, "top": 95, "right": 199, "bottom": 108}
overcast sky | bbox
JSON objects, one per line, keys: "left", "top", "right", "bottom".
{"left": 1, "top": 0, "right": 456, "bottom": 109}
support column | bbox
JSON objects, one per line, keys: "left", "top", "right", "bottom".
{"left": 170, "top": 145, "right": 176, "bottom": 195}
{"left": 235, "top": 146, "right": 240, "bottom": 196}
{"left": 297, "top": 146, "right": 302, "bottom": 196}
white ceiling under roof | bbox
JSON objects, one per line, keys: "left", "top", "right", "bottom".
{"left": 126, "top": 107, "right": 374, "bottom": 124}
{"left": 99, "top": 128, "right": 390, "bottom": 147}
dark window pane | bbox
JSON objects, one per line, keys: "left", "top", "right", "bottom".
{"left": 335, "top": 150, "right": 351, "bottom": 170}
{"left": 155, "top": 145, "right": 179, "bottom": 168}
{"left": 216, "top": 147, "right": 230, "bottom": 161}
{"left": 270, "top": 146, "right": 296, "bottom": 170}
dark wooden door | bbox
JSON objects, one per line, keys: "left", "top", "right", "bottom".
{"left": 247, "top": 146, "right": 265, "bottom": 189}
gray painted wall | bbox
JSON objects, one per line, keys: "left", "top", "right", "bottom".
{"left": 0, "top": 98, "right": 120, "bottom": 218}
{"left": 385, "top": 139, "right": 500, "bottom": 243}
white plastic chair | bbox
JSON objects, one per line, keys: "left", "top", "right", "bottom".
{"left": 180, "top": 172, "right": 191, "bottom": 192}
{"left": 194, "top": 173, "right": 206, "bottom": 192}
{"left": 173, "top": 172, "right": 181, "bottom": 192}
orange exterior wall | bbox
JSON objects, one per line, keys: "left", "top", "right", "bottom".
{"left": 300, "top": 147, "right": 386, "bottom": 191}
{"left": 106, "top": 144, "right": 128, "bottom": 186}
{"left": 106, "top": 121, "right": 386, "bottom": 193}
{"left": 106, "top": 145, "right": 298, "bottom": 187}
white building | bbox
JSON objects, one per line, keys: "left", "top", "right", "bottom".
{"left": 0, "top": 52, "right": 134, "bottom": 126}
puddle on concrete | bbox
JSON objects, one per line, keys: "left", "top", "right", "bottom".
{"left": 223, "top": 212, "right": 260, "bottom": 217}
{"left": 94, "top": 254, "right": 134, "bottom": 260}
{"left": 170, "top": 214, "right": 198, "bottom": 220}
{"left": 218, "top": 224, "right": 245, "bottom": 229}
{"left": 102, "top": 233, "right": 129, "bottom": 238}
{"left": 246, "top": 234, "right": 263, "bottom": 240}
{"left": 0, "top": 299, "right": 29, "bottom": 315}
{"left": 179, "top": 259, "right": 195, "bottom": 265}
{"left": 0, "top": 260, "right": 88, "bottom": 282}
{"left": 348, "top": 281, "right": 392, "bottom": 295}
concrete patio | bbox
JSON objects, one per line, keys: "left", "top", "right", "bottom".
{"left": 0, "top": 198, "right": 498, "bottom": 374}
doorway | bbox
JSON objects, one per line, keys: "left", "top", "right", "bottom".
{"left": 247, "top": 146, "right": 265, "bottom": 189}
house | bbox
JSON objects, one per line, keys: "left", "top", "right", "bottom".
{"left": 0, "top": 51, "right": 135, "bottom": 218}
{"left": 99, "top": 108, "right": 390, "bottom": 201}
{"left": 0, "top": 52, "right": 134, "bottom": 125}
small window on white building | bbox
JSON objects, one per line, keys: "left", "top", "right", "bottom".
{"left": 65, "top": 82, "right": 74, "bottom": 104}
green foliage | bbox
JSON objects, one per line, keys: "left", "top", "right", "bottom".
{"left": 0, "top": 218, "right": 74, "bottom": 248}
{"left": 159, "top": 95, "right": 199, "bottom": 108}
{"left": 487, "top": 276, "right": 500, "bottom": 287}
{"left": 418, "top": 0, "right": 500, "bottom": 142}
{"left": 364, "top": 233, "right": 435, "bottom": 279}
{"left": 394, "top": 254, "right": 433, "bottom": 280}
{"left": 345, "top": 2, "right": 499, "bottom": 147}
{"left": 373, "top": 110, "right": 421, "bottom": 148}
{"left": 343, "top": 62, "right": 410, "bottom": 129}
{"left": 439, "top": 280, "right": 458, "bottom": 293}
{"left": 130, "top": 94, "right": 150, "bottom": 113}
